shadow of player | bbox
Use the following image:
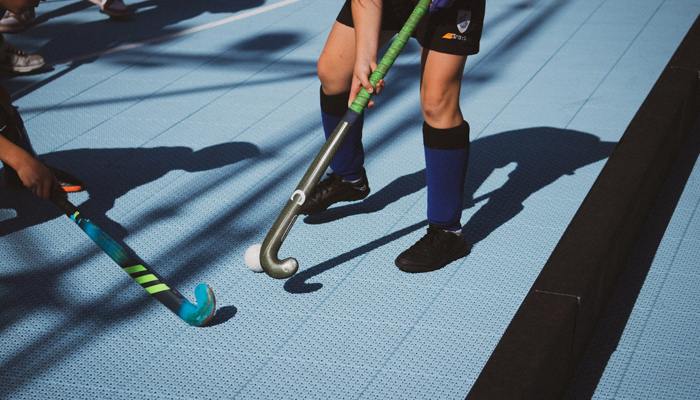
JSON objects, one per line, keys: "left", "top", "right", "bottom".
{"left": 286, "top": 127, "right": 617, "bottom": 293}
{"left": 0, "top": 142, "right": 260, "bottom": 238}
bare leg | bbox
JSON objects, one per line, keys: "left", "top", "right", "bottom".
{"left": 420, "top": 49, "right": 467, "bottom": 129}
{"left": 302, "top": 22, "right": 398, "bottom": 214}
{"left": 318, "top": 21, "right": 397, "bottom": 97}
{"left": 394, "top": 48, "right": 472, "bottom": 273}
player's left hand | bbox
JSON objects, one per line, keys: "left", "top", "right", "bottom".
{"left": 429, "top": 0, "right": 455, "bottom": 13}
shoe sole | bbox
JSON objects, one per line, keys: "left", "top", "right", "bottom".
{"left": 0, "top": 26, "right": 27, "bottom": 33}
{"left": 301, "top": 188, "right": 370, "bottom": 215}
{"left": 395, "top": 243, "right": 471, "bottom": 274}
{"left": 101, "top": 10, "right": 130, "bottom": 18}
{"left": 86, "top": 0, "right": 130, "bottom": 18}
{"left": 0, "top": 61, "right": 46, "bottom": 73}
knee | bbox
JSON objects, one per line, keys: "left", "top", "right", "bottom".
{"left": 421, "top": 90, "right": 459, "bottom": 125}
{"left": 317, "top": 57, "right": 341, "bottom": 94}
{"left": 317, "top": 56, "right": 351, "bottom": 95}
{"left": 421, "top": 91, "right": 443, "bottom": 120}
{"left": 316, "top": 56, "right": 332, "bottom": 87}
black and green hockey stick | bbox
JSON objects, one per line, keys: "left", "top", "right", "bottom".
{"left": 51, "top": 193, "right": 216, "bottom": 326}
{"left": 259, "top": 0, "right": 432, "bottom": 279}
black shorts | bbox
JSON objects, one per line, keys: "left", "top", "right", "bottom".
{"left": 336, "top": 0, "right": 485, "bottom": 56}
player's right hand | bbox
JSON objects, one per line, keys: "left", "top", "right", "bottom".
{"left": 15, "top": 156, "right": 58, "bottom": 201}
{"left": 349, "top": 57, "right": 386, "bottom": 108}
{"left": 0, "top": 0, "right": 40, "bottom": 14}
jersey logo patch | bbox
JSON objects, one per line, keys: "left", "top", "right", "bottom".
{"left": 457, "top": 10, "right": 471, "bottom": 33}
{"left": 442, "top": 33, "right": 467, "bottom": 41}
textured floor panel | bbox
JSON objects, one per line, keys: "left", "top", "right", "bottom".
{"left": 236, "top": 358, "right": 376, "bottom": 400}
{"left": 358, "top": 373, "right": 476, "bottom": 400}
{"left": 2, "top": 0, "right": 699, "bottom": 398}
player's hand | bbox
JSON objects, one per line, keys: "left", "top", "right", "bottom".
{"left": 349, "top": 57, "right": 386, "bottom": 108}
{"left": 0, "top": 0, "right": 40, "bottom": 14}
{"left": 14, "top": 156, "right": 58, "bottom": 201}
{"left": 429, "top": 0, "right": 456, "bottom": 13}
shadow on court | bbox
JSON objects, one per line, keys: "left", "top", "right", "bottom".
{"left": 32, "top": 0, "right": 266, "bottom": 61}
{"left": 0, "top": 141, "right": 260, "bottom": 238}
{"left": 0, "top": 141, "right": 259, "bottom": 393}
{"left": 285, "top": 127, "right": 617, "bottom": 293}
{"left": 6, "top": 0, "right": 294, "bottom": 100}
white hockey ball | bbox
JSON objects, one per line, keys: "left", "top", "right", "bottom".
{"left": 244, "top": 244, "right": 263, "bottom": 273}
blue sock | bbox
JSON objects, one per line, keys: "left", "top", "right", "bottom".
{"left": 320, "top": 87, "right": 365, "bottom": 181}
{"left": 424, "top": 121, "right": 470, "bottom": 231}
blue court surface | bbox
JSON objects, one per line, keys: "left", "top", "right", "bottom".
{"left": 1, "top": 0, "right": 699, "bottom": 399}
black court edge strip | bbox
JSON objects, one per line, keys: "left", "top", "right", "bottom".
{"left": 466, "top": 14, "right": 700, "bottom": 400}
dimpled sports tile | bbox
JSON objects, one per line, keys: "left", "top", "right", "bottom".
{"left": 2, "top": 0, "right": 699, "bottom": 398}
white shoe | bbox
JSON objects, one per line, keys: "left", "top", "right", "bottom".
{"left": 87, "top": 0, "right": 130, "bottom": 18}
{"left": 0, "top": 9, "right": 37, "bottom": 33}
{"left": 0, "top": 39, "right": 45, "bottom": 73}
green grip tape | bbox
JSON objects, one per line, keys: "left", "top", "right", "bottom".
{"left": 349, "top": 0, "right": 431, "bottom": 114}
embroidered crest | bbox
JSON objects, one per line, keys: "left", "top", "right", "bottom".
{"left": 457, "top": 10, "right": 471, "bottom": 34}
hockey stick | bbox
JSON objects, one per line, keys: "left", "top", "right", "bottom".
{"left": 51, "top": 193, "right": 216, "bottom": 326}
{"left": 259, "top": 0, "right": 432, "bottom": 279}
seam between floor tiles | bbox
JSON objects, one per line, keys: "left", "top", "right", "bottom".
{"left": 473, "top": 0, "right": 609, "bottom": 140}
{"left": 352, "top": 223, "right": 489, "bottom": 398}
{"left": 0, "top": 374, "right": 209, "bottom": 400}
{"left": 563, "top": 0, "right": 668, "bottom": 130}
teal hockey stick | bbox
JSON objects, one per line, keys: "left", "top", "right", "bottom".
{"left": 51, "top": 193, "right": 216, "bottom": 326}
{"left": 260, "top": 0, "right": 432, "bottom": 279}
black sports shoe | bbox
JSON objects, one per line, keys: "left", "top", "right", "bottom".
{"left": 395, "top": 224, "right": 471, "bottom": 273}
{"left": 301, "top": 169, "right": 370, "bottom": 215}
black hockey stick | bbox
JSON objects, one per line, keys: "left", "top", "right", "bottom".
{"left": 51, "top": 193, "right": 216, "bottom": 326}
{"left": 259, "top": 0, "right": 432, "bottom": 279}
